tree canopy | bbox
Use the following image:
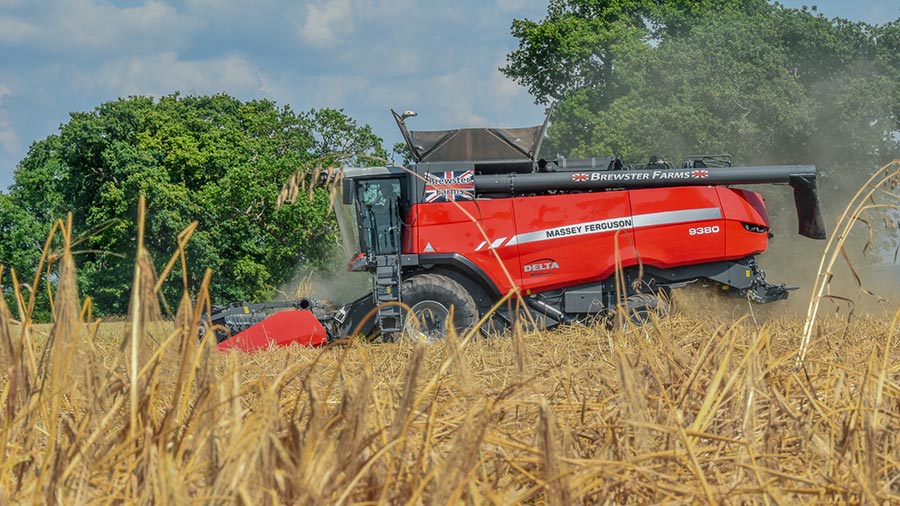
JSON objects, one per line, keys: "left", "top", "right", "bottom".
{"left": 503, "top": 0, "right": 900, "bottom": 172}
{"left": 3, "top": 2, "right": 899, "bottom": 315}
{"left": 1, "top": 94, "right": 386, "bottom": 315}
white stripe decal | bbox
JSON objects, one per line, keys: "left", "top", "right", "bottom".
{"left": 504, "top": 207, "right": 721, "bottom": 247}
{"left": 631, "top": 207, "right": 722, "bottom": 228}
{"left": 475, "top": 237, "right": 508, "bottom": 251}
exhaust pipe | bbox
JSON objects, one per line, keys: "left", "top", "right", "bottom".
{"left": 524, "top": 296, "right": 577, "bottom": 325}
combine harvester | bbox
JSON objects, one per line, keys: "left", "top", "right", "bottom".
{"left": 207, "top": 110, "right": 826, "bottom": 351}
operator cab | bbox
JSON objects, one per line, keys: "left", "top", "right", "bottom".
{"left": 356, "top": 177, "right": 404, "bottom": 256}
{"left": 344, "top": 172, "right": 411, "bottom": 336}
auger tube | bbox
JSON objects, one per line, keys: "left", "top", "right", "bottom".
{"left": 473, "top": 165, "right": 825, "bottom": 239}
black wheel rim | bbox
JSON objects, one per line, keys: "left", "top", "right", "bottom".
{"left": 406, "top": 300, "right": 450, "bottom": 341}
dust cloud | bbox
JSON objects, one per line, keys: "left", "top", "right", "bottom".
{"left": 277, "top": 192, "right": 371, "bottom": 307}
{"left": 277, "top": 243, "right": 370, "bottom": 303}
{"left": 674, "top": 161, "right": 900, "bottom": 326}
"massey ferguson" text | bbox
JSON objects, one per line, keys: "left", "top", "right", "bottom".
{"left": 544, "top": 218, "right": 632, "bottom": 239}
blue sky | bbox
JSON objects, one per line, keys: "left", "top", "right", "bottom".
{"left": 0, "top": 0, "right": 897, "bottom": 190}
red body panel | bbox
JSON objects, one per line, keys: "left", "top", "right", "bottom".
{"left": 717, "top": 188, "right": 770, "bottom": 258}
{"left": 411, "top": 200, "right": 522, "bottom": 294}
{"left": 409, "top": 186, "right": 771, "bottom": 295}
{"left": 510, "top": 192, "right": 636, "bottom": 292}
{"left": 630, "top": 187, "right": 724, "bottom": 268}
{"left": 217, "top": 310, "right": 328, "bottom": 352}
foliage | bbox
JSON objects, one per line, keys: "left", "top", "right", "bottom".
{"left": 502, "top": 0, "right": 755, "bottom": 105}
{"left": 0, "top": 94, "right": 384, "bottom": 315}
{"left": 392, "top": 141, "right": 415, "bottom": 167}
{"left": 505, "top": 1, "right": 900, "bottom": 174}
{"left": 308, "top": 108, "right": 388, "bottom": 163}
{"left": 0, "top": 192, "right": 43, "bottom": 281}
{"left": 0, "top": 191, "right": 51, "bottom": 321}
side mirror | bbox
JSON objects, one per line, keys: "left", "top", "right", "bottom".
{"left": 342, "top": 177, "right": 354, "bottom": 205}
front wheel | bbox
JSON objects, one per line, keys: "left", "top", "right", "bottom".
{"left": 401, "top": 273, "right": 479, "bottom": 341}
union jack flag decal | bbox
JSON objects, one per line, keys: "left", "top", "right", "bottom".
{"left": 691, "top": 169, "right": 709, "bottom": 178}
{"left": 571, "top": 173, "right": 589, "bottom": 182}
{"left": 424, "top": 169, "right": 475, "bottom": 202}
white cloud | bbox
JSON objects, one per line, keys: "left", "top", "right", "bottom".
{"left": 339, "top": 44, "right": 422, "bottom": 76}
{"left": 184, "top": 0, "right": 241, "bottom": 7}
{"left": 394, "top": 54, "right": 535, "bottom": 129}
{"left": 485, "top": 54, "right": 529, "bottom": 111}
{"left": 426, "top": 69, "right": 491, "bottom": 127}
{"left": 0, "top": 85, "right": 22, "bottom": 155}
{"left": 0, "top": 126, "right": 20, "bottom": 155}
{"left": 299, "top": 0, "right": 354, "bottom": 47}
{"left": 76, "top": 52, "right": 268, "bottom": 98}
{"left": 0, "top": 0, "right": 200, "bottom": 53}
{"left": 866, "top": 3, "right": 898, "bottom": 24}
{"left": 0, "top": 16, "right": 40, "bottom": 43}
{"left": 496, "top": 0, "right": 532, "bottom": 13}
{"left": 64, "top": 0, "right": 199, "bottom": 51}
{"left": 301, "top": 74, "right": 371, "bottom": 108}
{"left": 183, "top": 0, "right": 281, "bottom": 24}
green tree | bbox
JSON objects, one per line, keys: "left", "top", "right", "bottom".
{"left": 0, "top": 192, "right": 44, "bottom": 276}
{"left": 308, "top": 108, "right": 388, "bottom": 162}
{"left": 0, "top": 94, "right": 384, "bottom": 315}
{"left": 502, "top": 0, "right": 647, "bottom": 105}
{"left": 505, "top": 1, "right": 900, "bottom": 173}
{"left": 501, "top": 0, "right": 761, "bottom": 105}
{"left": 392, "top": 142, "right": 414, "bottom": 167}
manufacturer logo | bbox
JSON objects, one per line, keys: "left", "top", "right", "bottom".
{"left": 524, "top": 258, "right": 560, "bottom": 276}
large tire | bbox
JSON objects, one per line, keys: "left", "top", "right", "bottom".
{"left": 401, "top": 273, "right": 479, "bottom": 341}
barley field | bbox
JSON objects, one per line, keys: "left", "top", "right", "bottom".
{"left": 3, "top": 163, "right": 900, "bottom": 504}
{"left": 3, "top": 283, "right": 900, "bottom": 504}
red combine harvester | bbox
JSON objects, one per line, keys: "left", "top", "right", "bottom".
{"left": 207, "top": 110, "right": 826, "bottom": 351}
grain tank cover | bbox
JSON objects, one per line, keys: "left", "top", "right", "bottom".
{"left": 393, "top": 109, "right": 547, "bottom": 163}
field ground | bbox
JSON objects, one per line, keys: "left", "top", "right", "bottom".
{"left": 2, "top": 288, "right": 900, "bottom": 504}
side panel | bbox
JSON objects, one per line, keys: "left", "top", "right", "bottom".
{"left": 407, "top": 186, "right": 774, "bottom": 297}
{"left": 717, "top": 187, "right": 770, "bottom": 258}
{"left": 630, "top": 187, "right": 725, "bottom": 268}
{"left": 409, "top": 200, "right": 521, "bottom": 294}
{"left": 510, "top": 192, "right": 635, "bottom": 293}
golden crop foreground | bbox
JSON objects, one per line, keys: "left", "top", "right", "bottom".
{"left": 3, "top": 297, "right": 900, "bottom": 504}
